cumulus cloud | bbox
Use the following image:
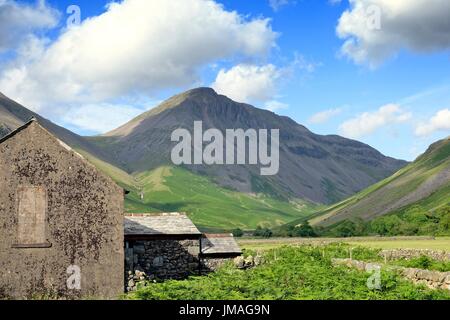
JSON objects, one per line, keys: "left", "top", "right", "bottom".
{"left": 415, "top": 109, "right": 450, "bottom": 137}
{"left": 0, "top": 0, "right": 59, "bottom": 52}
{"left": 308, "top": 107, "right": 343, "bottom": 124}
{"left": 212, "top": 64, "right": 282, "bottom": 104}
{"left": 0, "top": 0, "right": 277, "bottom": 112}
{"left": 337, "top": 0, "right": 450, "bottom": 67}
{"left": 211, "top": 54, "right": 320, "bottom": 111}
{"left": 338, "top": 104, "right": 412, "bottom": 138}
{"left": 0, "top": 0, "right": 58, "bottom": 52}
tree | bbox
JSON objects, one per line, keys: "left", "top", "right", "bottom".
{"left": 294, "top": 222, "right": 317, "bottom": 237}
{"left": 253, "top": 226, "right": 273, "bottom": 238}
{"left": 231, "top": 228, "right": 244, "bottom": 237}
{"left": 334, "top": 221, "right": 358, "bottom": 237}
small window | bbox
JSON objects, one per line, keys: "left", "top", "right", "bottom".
{"left": 12, "top": 186, "right": 51, "bottom": 248}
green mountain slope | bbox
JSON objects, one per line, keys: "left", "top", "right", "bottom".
{"left": 72, "top": 148, "right": 319, "bottom": 231}
{"left": 124, "top": 166, "right": 317, "bottom": 231}
{"left": 307, "top": 137, "right": 450, "bottom": 228}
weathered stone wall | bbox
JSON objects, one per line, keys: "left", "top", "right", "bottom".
{"left": 201, "top": 257, "right": 231, "bottom": 271}
{"left": 380, "top": 249, "right": 450, "bottom": 262}
{"left": 125, "top": 239, "right": 200, "bottom": 286}
{"left": 400, "top": 268, "right": 450, "bottom": 291}
{"left": 332, "top": 258, "right": 450, "bottom": 291}
{"left": 0, "top": 122, "right": 124, "bottom": 299}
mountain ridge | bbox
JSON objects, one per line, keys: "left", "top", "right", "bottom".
{"left": 0, "top": 89, "right": 424, "bottom": 230}
{"left": 88, "top": 87, "right": 408, "bottom": 204}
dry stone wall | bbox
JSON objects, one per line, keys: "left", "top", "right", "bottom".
{"left": 400, "top": 268, "right": 450, "bottom": 291}
{"left": 379, "top": 249, "right": 450, "bottom": 261}
{"left": 125, "top": 239, "right": 200, "bottom": 286}
{"left": 332, "top": 258, "right": 450, "bottom": 291}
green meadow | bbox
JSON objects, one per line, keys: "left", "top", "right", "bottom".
{"left": 237, "top": 236, "right": 450, "bottom": 251}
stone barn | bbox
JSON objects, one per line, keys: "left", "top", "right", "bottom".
{"left": 124, "top": 213, "right": 202, "bottom": 283}
{"left": 200, "top": 233, "right": 242, "bottom": 271}
{"left": 0, "top": 119, "right": 124, "bottom": 299}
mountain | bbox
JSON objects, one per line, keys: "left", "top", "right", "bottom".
{"left": 0, "top": 91, "right": 316, "bottom": 229}
{"left": 89, "top": 87, "right": 407, "bottom": 204}
{"left": 307, "top": 136, "right": 450, "bottom": 227}
{"left": 0, "top": 89, "right": 410, "bottom": 230}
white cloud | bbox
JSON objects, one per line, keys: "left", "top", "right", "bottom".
{"left": 292, "top": 53, "right": 321, "bottom": 73}
{"left": 0, "top": 0, "right": 58, "bottom": 52}
{"left": 338, "top": 104, "right": 412, "bottom": 138}
{"left": 337, "top": 0, "right": 450, "bottom": 67}
{"left": 0, "top": 0, "right": 277, "bottom": 113}
{"left": 212, "top": 64, "right": 282, "bottom": 104}
{"left": 269, "top": 0, "right": 292, "bottom": 12}
{"left": 308, "top": 108, "right": 343, "bottom": 124}
{"left": 265, "top": 100, "right": 288, "bottom": 112}
{"left": 415, "top": 109, "right": 450, "bottom": 137}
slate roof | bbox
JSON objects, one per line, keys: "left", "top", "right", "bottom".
{"left": 201, "top": 233, "right": 242, "bottom": 255}
{"left": 124, "top": 213, "right": 201, "bottom": 236}
{"left": 0, "top": 118, "right": 35, "bottom": 144}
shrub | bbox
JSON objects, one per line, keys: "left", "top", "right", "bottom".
{"left": 231, "top": 228, "right": 244, "bottom": 237}
{"left": 293, "top": 221, "right": 317, "bottom": 237}
{"left": 253, "top": 226, "right": 273, "bottom": 238}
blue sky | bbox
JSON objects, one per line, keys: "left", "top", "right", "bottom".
{"left": 0, "top": 0, "right": 449, "bottom": 161}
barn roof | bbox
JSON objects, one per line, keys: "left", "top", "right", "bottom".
{"left": 124, "top": 213, "right": 201, "bottom": 236}
{"left": 0, "top": 117, "right": 79, "bottom": 154}
{"left": 0, "top": 118, "right": 128, "bottom": 196}
{"left": 201, "top": 233, "right": 242, "bottom": 255}
{"left": 0, "top": 117, "right": 36, "bottom": 144}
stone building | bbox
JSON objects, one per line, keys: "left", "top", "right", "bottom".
{"left": 0, "top": 119, "right": 124, "bottom": 299}
{"left": 201, "top": 233, "right": 242, "bottom": 271}
{"left": 124, "top": 213, "right": 202, "bottom": 281}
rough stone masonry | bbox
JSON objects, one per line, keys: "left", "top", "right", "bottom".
{"left": 0, "top": 120, "right": 124, "bottom": 299}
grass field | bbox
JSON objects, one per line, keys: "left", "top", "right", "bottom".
{"left": 237, "top": 236, "right": 450, "bottom": 251}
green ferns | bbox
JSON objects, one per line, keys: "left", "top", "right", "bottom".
{"left": 125, "top": 245, "right": 449, "bottom": 300}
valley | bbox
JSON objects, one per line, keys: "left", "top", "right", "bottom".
{"left": 0, "top": 89, "right": 448, "bottom": 234}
